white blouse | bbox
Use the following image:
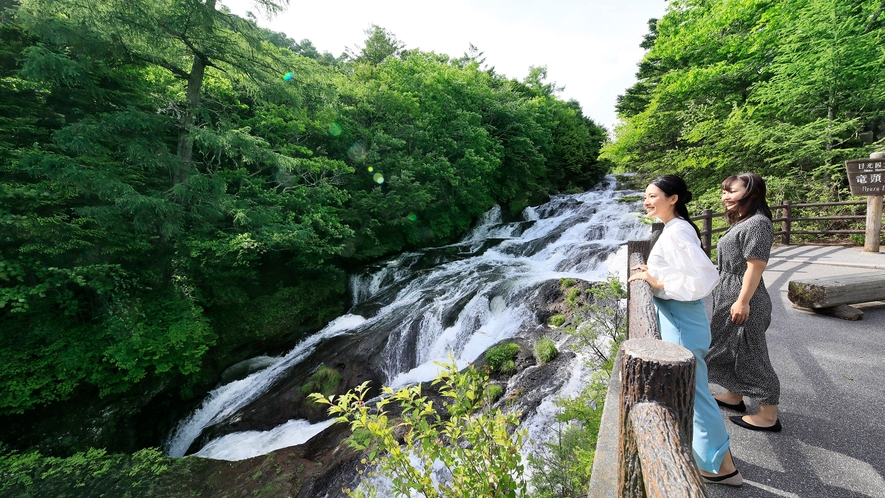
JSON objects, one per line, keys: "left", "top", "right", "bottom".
{"left": 646, "top": 217, "right": 719, "bottom": 301}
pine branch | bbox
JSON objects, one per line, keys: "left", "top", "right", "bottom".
{"left": 865, "top": 0, "right": 885, "bottom": 33}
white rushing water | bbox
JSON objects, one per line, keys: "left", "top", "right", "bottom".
{"left": 165, "top": 177, "right": 648, "bottom": 462}
{"left": 164, "top": 314, "right": 367, "bottom": 458}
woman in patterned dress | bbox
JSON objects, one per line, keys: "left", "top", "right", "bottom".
{"left": 629, "top": 175, "right": 741, "bottom": 486}
{"left": 707, "top": 173, "right": 782, "bottom": 432}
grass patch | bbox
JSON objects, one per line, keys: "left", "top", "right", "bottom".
{"left": 485, "top": 342, "right": 520, "bottom": 374}
{"left": 300, "top": 364, "right": 342, "bottom": 399}
{"left": 534, "top": 337, "right": 558, "bottom": 364}
{"left": 486, "top": 384, "right": 504, "bottom": 404}
{"left": 559, "top": 278, "right": 576, "bottom": 291}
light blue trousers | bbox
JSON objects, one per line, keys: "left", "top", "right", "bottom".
{"left": 653, "top": 296, "right": 730, "bottom": 474}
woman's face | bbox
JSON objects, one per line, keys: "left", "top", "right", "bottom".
{"left": 644, "top": 184, "right": 677, "bottom": 222}
{"left": 722, "top": 180, "right": 748, "bottom": 212}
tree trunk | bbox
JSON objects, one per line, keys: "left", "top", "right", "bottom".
{"left": 174, "top": 0, "right": 216, "bottom": 185}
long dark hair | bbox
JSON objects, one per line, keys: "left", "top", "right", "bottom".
{"left": 650, "top": 174, "right": 702, "bottom": 243}
{"left": 722, "top": 173, "right": 772, "bottom": 224}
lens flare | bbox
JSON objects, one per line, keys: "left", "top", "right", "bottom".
{"left": 275, "top": 169, "right": 293, "bottom": 185}
{"left": 327, "top": 122, "right": 342, "bottom": 136}
{"left": 407, "top": 213, "right": 418, "bottom": 222}
{"left": 346, "top": 142, "right": 367, "bottom": 163}
{"left": 283, "top": 72, "right": 294, "bottom": 81}
{"left": 367, "top": 166, "right": 374, "bottom": 172}
{"left": 373, "top": 173, "right": 385, "bottom": 184}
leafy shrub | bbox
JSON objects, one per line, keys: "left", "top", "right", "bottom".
{"left": 534, "top": 337, "right": 558, "bottom": 364}
{"left": 0, "top": 447, "right": 174, "bottom": 496}
{"left": 499, "top": 359, "right": 516, "bottom": 375}
{"left": 310, "top": 359, "right": 527, "bottom": 497}
{"left": 529, "top": 386, "right": 604, "bottom": 498}
{"left": 485, "top": 342, "right": 520, "bottom": 373}
{"left": 549, "top": 314, "right": 566, "bottom": 326}
{"left": 565, "top": 275, "right": 627, "bottom": 368}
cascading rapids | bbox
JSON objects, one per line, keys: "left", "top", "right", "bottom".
{"left": 164, "top": 176, "right": 648, "bottom": 462}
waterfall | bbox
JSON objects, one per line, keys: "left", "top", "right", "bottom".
{"left": 164, "top": 176, "right": 647, "bottom": 462}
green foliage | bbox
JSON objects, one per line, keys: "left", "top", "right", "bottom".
{"left": 484, "top": 342, "right": 520, "bottom": 373}
{"left": 534, "top": 337, "right": 558, "bottom": 365}
{"left": 1, "top": 0, "right": 351, "bottom": 416}
{"left": 563, "top": 275, "right": 627, "bottom": 369}
{"left": 499, "top": 359, "right": 517, "bottom": 375}
{"left": 0, "top": 446, "right": 176, "bottom": 497}
{"left": 565, "top": 287, "right": 582, "bottom": 307}
{"left": 548, "top": 314, "right": 566, "bottom": 327}
{"left": 528, "top": 387, "right": 605, "bottom": 498}
{"left": 299, "top": 364, "right": 342, "bottom": 398}
{"left": 486, "top": 384, "right": 504, "bottom": 403}
{"left": 606, "top": 0, "right": 885, "bottom": 203}
{"left": 346, "top": 25, "right": 405, "bottom": 66}
{"left": 310, "top": 359, "right": 527, "bottom": 497}
{"left": 558, "top": 278, "right": 576, "bottom": 290}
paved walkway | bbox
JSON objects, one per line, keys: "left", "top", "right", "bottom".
{"left": 707, "top": 245, "right": 885, "bottom": 498}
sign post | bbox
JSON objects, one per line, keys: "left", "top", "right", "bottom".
{"left": 845, "top": 152, "right": 885, "bottom": 252}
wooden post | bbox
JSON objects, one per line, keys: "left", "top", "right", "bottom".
{"left": 865, "top": 152, "right": 884, "bottom": 252}
{"left": 617, "top": 339, "right": 701, "bottom": 497}
{"left": 866, "top": 195, "right": 883, "bottom": 252}
{"left": 701, "top": 209, "right": 712, "bottom": 256}
{"left": 781, "top": 200, "right": 792, "bottom": 245}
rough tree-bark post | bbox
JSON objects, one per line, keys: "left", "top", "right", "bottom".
{"left": 864, "top": 152, "right": 884, "bottom": 253}
{"left": 617, "top": 338, "right": 705, "bottom": 497}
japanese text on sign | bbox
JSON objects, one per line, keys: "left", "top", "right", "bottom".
{"left": 845, "top": 159, "right": 885, "bottom": 195}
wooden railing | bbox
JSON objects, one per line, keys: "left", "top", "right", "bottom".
{"left": 589, "top": 226, "right": 709, "bottom": 498}
{"left": 589, "top": 202, "right": 882, "bottom": 496}
{"left": 692, "top": 200, "right": 873, "bottom": 255}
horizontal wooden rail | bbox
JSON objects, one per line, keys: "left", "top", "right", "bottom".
{"left": 774, "top": 215, "right": 867, "bottom": 222}
{"left": 775, "top": 230, "right": 867, "bottom": 238}
{"left": 691, "top": 199, "right": 881, "bottom": 254}
{"left": 773, "top": 200, "right": 865, "bottom": 208}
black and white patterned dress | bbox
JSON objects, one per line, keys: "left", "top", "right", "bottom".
{"left": 706, "top": 211, "right": 780, "bottom": 405}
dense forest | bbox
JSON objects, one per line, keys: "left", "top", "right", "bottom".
{"left": 606, "top": 0, "right": 885, "bottom": 206}
{"left": 0, "top": 0, "right": 608, "bottom": 454}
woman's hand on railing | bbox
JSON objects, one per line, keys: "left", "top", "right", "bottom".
{"left": 628, "top": 265, "right": 663, "bottom": 290}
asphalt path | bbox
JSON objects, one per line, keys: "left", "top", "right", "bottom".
{"left": 706, "top": 245, "right": 885, "bottom": 498}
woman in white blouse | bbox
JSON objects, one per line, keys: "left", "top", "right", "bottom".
{"left": 628, "top": 175, "right": 742, "bottom": 487}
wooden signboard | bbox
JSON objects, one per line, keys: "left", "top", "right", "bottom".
{"left": 845, "top": 158, "right": 885, "bottom": 195}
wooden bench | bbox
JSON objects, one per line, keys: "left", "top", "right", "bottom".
{"left": 788, "top": 272, "right": 885, "bottom": 320}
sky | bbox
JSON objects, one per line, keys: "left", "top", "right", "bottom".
{"left": 221, "top": 0, "right": 668, "bottom": 133}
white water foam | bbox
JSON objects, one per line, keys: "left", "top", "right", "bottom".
{"left": 164, "top": 314, "right": 367, "bottom": 458}
{"left": 193, "top": 419, "right": 337, "bottom": 461}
